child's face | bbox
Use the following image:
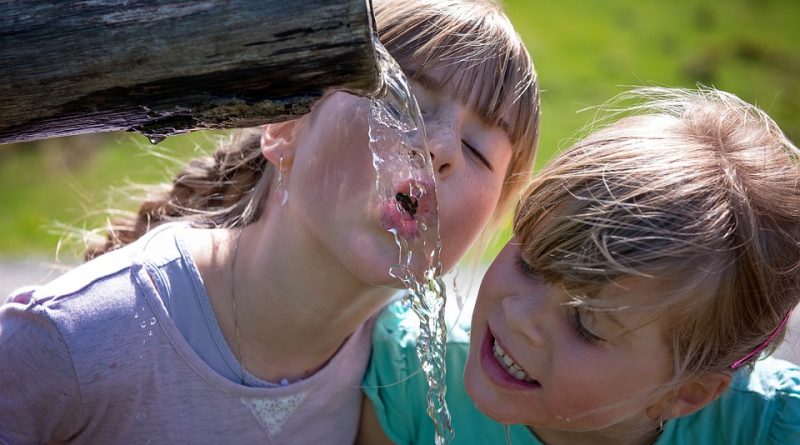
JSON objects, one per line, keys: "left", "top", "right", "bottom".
{"left": 285, "top": 71, "right": 513, "bottom": 285}
{"left": 464, "top": 240, "right": 674, "bottom": 434}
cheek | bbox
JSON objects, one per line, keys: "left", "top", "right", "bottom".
{"left": 545, "top": 350, "right": 664, "bottom": 424}
{"left": 440, "top": 174, "right": 502, "bottom": 236}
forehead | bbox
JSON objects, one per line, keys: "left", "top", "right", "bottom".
{"left": 404, "top": 60, "right": 516, "bottom": 137}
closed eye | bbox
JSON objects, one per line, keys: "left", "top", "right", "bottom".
{"left": 571, "top": 307, "right": 606, "bottom": 345}
{"left": 462, "top": 139, "right": 493, "bottom": 171}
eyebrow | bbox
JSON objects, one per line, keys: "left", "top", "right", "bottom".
{"left": 406, "top": 70, "right": 513, "bottom": 138}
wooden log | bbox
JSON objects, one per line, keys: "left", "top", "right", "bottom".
{"left": 0, "top": 0, "right": 379, "bottom": 144}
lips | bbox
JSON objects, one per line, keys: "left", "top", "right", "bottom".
{"left": 379, "top": 178, "right": 436, "bottom": 239}
{"left": 480, "top": 327, "right": 541, "bottom": 390}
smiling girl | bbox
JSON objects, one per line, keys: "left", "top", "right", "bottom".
{"left": 362, "top": 87, "right": 800, "bottom": 445}
{"left": 0, "top": 1, "right": 539, "bottom": 443}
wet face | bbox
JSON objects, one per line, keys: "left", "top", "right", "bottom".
{"left": 464, "top": 240, "right": 674, "bottom": 434}
{"left": 280, "top": 69, "right": 513, "bottom": 287}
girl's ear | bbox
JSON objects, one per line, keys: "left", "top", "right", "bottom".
{"left": 260, "top": 120, "right": 299, "bottom": 168}
{"left": 648, "top": 373, "right": 732, "bottom": 421}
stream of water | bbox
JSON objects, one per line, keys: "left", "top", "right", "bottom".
{"left": 368, "top": 37, "right": 454, "bottom": 444}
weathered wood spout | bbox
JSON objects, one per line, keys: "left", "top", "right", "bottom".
{"left": 0, "top": 0, "right": 380, "bottom": 144}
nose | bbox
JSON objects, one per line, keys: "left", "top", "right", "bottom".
{"left": 502, "top": 295, "right": 547, "bottom": 348}
{"left": 425, "top": 113, "right": 461, "bottom": 179}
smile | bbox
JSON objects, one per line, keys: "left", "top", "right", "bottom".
{"left": 492, "top": 340, "right": 537, "bottom": 384}
{"left": 481, "top": 328, "right": 541, "bottom": 389}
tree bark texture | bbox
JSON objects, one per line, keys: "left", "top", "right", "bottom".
{"left": 0, "top": 0, "right": 379, "bottom": 144}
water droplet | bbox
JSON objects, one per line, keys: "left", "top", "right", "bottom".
{"left": 149, "top": 317, "right": 156, "bottom": 325}
{"left": 140, "top": 320, "right": 147, "bottom": 328}
{"left": 148, "top": 330, "right": 153, "bottom": 336}
{"left": 146, "top": 134, "right": 166, "bottom": 145}
{"left": 134, "top": 312, "right": 139, "bottom": 319}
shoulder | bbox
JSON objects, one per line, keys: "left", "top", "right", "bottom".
{"left": 370, "top": 299, "right": 472, "bottom": 375}
{"left": 663, "top": 358, "right": 800, "bottom": 444}
{"left": 365, "top": 300, "right": 540, "bottom": 444}
{"left": 0, "top": 225, "right": 184, "bottom": 382}
{"left": 372, "top": 298, "right": 471, "bottom": 348}
{"left": 734, "top": 357, "right": 800, "bottom": 397}
{"left": 1, "top": 240, "right": 149, "bottom": 375}
{"left": 371, "top": 299, "right": 422, "bottom": 364}
{"left": 366, "top": 300, "right": 425, "bottom": 396}
{"left": 738, "top": 358, "right": 800, "bottom": 444}
{"left": 0, "top": 288, "right": 85, "bottom": 439}
{"left": 4, "top": 223, "right": 188, "bottom": 325}
{"left": 3, "top": 244, "right": 137, "bottom": 341}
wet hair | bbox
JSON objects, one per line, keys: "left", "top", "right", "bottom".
{"left": 86, "top": 0, "right": 539, "bottom": 260}
{"left": 514, "top": 87, "right": 800, "bottom": 382}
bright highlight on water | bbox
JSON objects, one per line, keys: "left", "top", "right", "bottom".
{"left": 368, "top": 36, "right": 454, "bottom": 444}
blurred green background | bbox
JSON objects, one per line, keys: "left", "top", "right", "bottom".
{"left": 1, "top": 0, "right": 798, "bottom": 261}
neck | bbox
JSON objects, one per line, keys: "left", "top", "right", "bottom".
{"left": 196, "top": 209, "right": 398, "bottom": 383}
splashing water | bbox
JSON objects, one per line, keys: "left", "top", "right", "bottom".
{"left": 368, "top": 36, "right": 454, "bottom": 444}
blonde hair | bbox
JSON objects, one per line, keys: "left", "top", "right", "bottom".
{"left": 87, "top": 0, "right": 539, "bottom": 259}
{"left": 375, "top": 0, "right": 539, "bottom": 216}
{"left": 514, "top": 87, "right": 800, "bottom": 382}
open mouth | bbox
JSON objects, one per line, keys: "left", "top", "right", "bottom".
{"left": 394, "top": 179, "right": 428, "bottom": 217}
{"left": 481, "top": 328, "right": 541, "bottom": 389}
{"left": 492, "top": 340, "right": 537, "bottom": 384}
{"left": 395, "top": 191, "right": 419, "bottom": 216}
{"left": 379, "top": 179, "right": 433, "bottom": 239}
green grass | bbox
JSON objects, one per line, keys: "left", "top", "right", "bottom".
{"left": 0, "top": 133, "right": 219, "bottom": 258}
{"left": 1, "top": 0, "right": 798, "bottom": 260}
{"left": 505, "top": 0, "right": 800, "bottom": 167}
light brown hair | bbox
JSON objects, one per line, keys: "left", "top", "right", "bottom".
{"left": 514, "top": 87, "right": 800, "bottom": 381}
{"left": 87, "top": 0, "right": 539, "bottom": 259}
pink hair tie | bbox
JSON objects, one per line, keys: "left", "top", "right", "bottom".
{"left": 730, "top": 308, "right": 794, "bottom": 370}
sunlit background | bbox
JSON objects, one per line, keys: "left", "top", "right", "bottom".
{"left": 1, "top": 0, "right": 798, "bottom": 271}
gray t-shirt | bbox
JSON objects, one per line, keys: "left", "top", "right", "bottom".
{"left": 0, "top": 223, "right": 375, "bottom": 444}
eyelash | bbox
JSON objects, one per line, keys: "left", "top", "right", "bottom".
{"left": 462, "top": 139, "right": 493, "bottom": 170}
{"left": 514, "top": 252, "right": 604, "bottom": 345}
{"left": 571, "top": 307, "right": 604, "bottom": 345}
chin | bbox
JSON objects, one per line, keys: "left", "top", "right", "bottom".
{"left": 464, "top": 355, "right": 531, "bottom": 426}
{"left": 465, "top": 387, "right": 519, "bottom": 425}
{"left": 342, "top": 249, "right": 407, "bottom": 289}
{"left": 464, "top": 358, "right": 498, "bottom": 417}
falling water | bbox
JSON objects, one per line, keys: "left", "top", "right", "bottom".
{"left": 368, "top": 36, "right": 454, "bottom": 445}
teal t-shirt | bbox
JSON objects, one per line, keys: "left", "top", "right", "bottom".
{"left": 363, "top": 301, "right": 800, "bottom": 444}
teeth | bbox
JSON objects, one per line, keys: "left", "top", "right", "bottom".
{"left": 512, "top": 369, "right": 528, "bottom": 380}
{"left": 492, "top": 340, "right": 536, "bottom": 384}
